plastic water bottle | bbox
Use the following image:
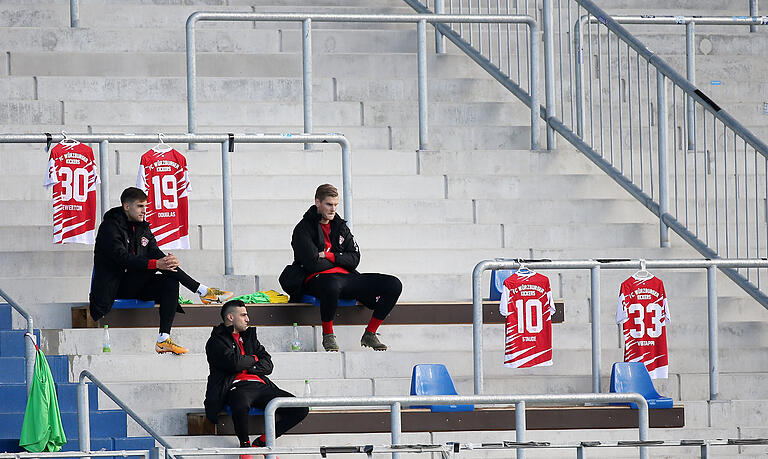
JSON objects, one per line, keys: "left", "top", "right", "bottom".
{"left": 303, "top": 379, "right": 312, "bottom": 411}
{"left": 102, "top": 325, "right": 111, "bottom": 353}
{"left": 290, "top": 322, "right": 301, "bottom": 352}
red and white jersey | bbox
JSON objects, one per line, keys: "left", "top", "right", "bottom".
{"left": 499, "top": 270, "right": 556, "bottom": 368}
{"left": 136, "top": 147, "right": 190, "bottom": 249}
{"left": 43, "top": 141, "right": 100, "bottom": 244}
{"left": 616, "top": 275, "right": 671, "bottom": 379}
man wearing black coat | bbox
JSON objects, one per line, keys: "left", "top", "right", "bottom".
{"left": 280, "top": 183, "right": 402, "bottom": 352}
{"left": 204, "top": 300, "right": 308, "bottom": 448}
{"left": 90, "top": 187, "right": 231, "bottom": 354}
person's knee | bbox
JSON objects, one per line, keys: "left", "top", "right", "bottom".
{"left": 385, "top": 275, "right": 402, "bottom": 296}
{"left": 316, "top": 278, "right": 342, "bottom": 300}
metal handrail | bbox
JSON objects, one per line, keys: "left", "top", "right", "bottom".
{"left": 472, "top": 258, "right": 768, "bottom": 400}
{"left": 0, "top": 132, "right": 352, "bottom": 275}
{"left": 0, "top": 287, "right": 35, "bottom": 396}
{"left": 78, "top": 370, "right": 171, "bottom": 457}
{"left": 262, "top": 393, "right": 650, "bottom": 459}
{"left": 185, "top": 12, "right": 540, "bottom": 151}
{"left": 0, "top": 451, "right": 149, "bottom": 459}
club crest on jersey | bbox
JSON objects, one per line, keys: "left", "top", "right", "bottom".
{"left": 339, "top": 235, "right": 345, "bottom": 245}
{"left": 141, "top": 237, "right": 149, "bottom": 247}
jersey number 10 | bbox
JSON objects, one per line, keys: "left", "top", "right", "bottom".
{"left": 515, "top": 298, "right": 543, "bottom": 334}
{"left": 151, "top": 175, "right": 178, "bottom": 210}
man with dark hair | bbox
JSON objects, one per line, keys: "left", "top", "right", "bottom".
{"left": 204, "top": 299, "right": 308, "bottom": 450}
{"left": 90, "top": 187, "right": 232, "bottom": 354}
{"left": 281, "top": 183, "right": 402, "bottom": 352}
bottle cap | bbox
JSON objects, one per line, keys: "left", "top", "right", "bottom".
{"left": 293, "top": 322, "right": 298, "bottom": 326}
{"left": 305, "top": 379, "right": 309, "bottom": 383}
{"left": 104, "top": 325, "right": 108, "bottom": 328}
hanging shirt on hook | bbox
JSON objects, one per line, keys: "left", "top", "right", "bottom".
{"left": 499, "top": 270, "right": 556, "bottom": 368}
{"left": 136, "top": 146, "right": 190, "bottom": 249}
{"left": 43, "top": 140, "right": 100, "bottom": 244}
{"left": 616, "top": 274, "right": 671, "bottom": 379}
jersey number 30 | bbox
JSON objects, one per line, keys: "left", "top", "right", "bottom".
{"left": 58, "top": 166, "right": 88, "bottom": 202}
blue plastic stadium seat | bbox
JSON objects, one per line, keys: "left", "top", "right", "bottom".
{"left": 410, "top": 364, "right": 474, "bottom": 412}
{"left": 609, "top": 362, "right": 673, "bottom": 409}
{"left": 489, "top": 269, "right": 516, "bottom": 301}
{"left": 90, "top": 269, "right": 155, "bottom": 309}
{"left": 301, "top": 294, "right": 356, "bottom": 307}
{"left": 224, "top": 405, "right": 264, "bottom": 416}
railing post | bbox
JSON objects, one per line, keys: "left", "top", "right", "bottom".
{"left": 434, "top": 0, "right": 446, "bottom": 54}
{"left": 637, "top": 398, "right": 649, "bottom": 459}
{"left": 302, "top": 19, "right": 313, "bottom": 151}
{"left": 339, "top": 137, "right": 354, "bottom": 230}
{"left": 529, "top": 21, "right": 541, "bottom": 151}
{"left": 707, "top": 265, "right": 719, "bottom": 400}
{"left": 390, "top": 402, "right": 402, "bottom": 459}
{"left": 185, "top": 15, "right": 198, "bottom": 150}
{"left": 221, "top": 140, "right": 234, "bottom": 275}
{"left": 750, "top": 0, "right": 759, "bottom": 32}
{"left": 472, "top": 263, "right": 486, "bottom": 394}
{"left": 98, "top": 140, "right": 110, "bottom": 217}
{"left": 590, "top": 264, "right": 601, "bottom": 393}
{"left": 657, "top": 72, "right": 670, "bottom": 247}
{"left": 515, "top": 400, "right": 526, "bottom": 459}
{"left": 77, "top": 379, "right": 90, "bottom": 459}
{"left": 70, "top": 0, "right": 80, "bottom": 28}
{"left": 685, "top": 21, "right": 696, "bottom": 151}
{"left": 542, "top": 0, "right": 557, "bottom": 149}
{"left": 574, "top": 18, "right": 585, "bottom": 139}
{"left": 417, "top": 19, "right": 430, "bottom": 151}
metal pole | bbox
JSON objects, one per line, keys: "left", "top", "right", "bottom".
{"left": 542, "top": 0, "right": 556, "bottom": 150}
{"left": 657, "top": 72, "right": 670, "bottom": 247}
{"left": 435, "top": 0, "right": 446, "bottom": 54}
{"left": 185, "top": 14, "right": 198, "bottom": 149}
{"left": 77, "top": 379, "right": 90, "bottom": 458}
{"left": 0, "top": 288, "right": 35, "bottom": 396}
{"left": 302, "top": 19, "right": 313, "bottom": 151}
{"left": 70, "top": 0, "right": 80, "bottom": 28}
{"left": 98, "top": 140, "right": 110, "bottom": 217}
{"left": 221, "top": 140, "right": 234, "bottom": 275}
{"left": 707, "top": 265, "right": 719, "bottom": 400}
{"left": 574, "top": 18, "right": 585, "bottom": 138}
{"left": 515, "top": 400, "right": 526, "bottom": 459}
{"left": 590, "top": 265, "right": 601, "bottom": 393}
{"left": 472, "top": 262, "right": 486, "bottom": 394}
{"left": 339, "top": 137, "right": 354, "bottom": 230}
{"left": 685, "top": 21, "right": 695, "bottom": 151}
{"left": 750, "top": 0, "right": 758, "bottom": 32}
{"left": 391, "top": 402, "right": 402, "bottom": 459}
{"left": 577, "top": 445, "right": 586, "bottom": 459}
{"left": 638, "top": 398, "right": 649, "bottom": 459}
{"left": 264, "top": 405, "right": 277, "bottom": 459}
{"left": 417, "top": 19, "right": 430, "bottom": 151}
{"left": 529, "top": 22, "right": 540, "bottom": 151}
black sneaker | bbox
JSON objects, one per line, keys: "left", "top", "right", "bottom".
{"left": 322, "top": 333, "right": 340, "bottom": 352}
{"left": 361, "top": 331, "right": 387, "bottom": 351}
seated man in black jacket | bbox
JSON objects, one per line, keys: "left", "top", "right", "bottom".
{"left": 282, "top": 183, "right": 402, "bottom": 352}
{"left": 89, "top": 187, "right": 232, "bottom": 355}
{"left": 204, "top": 300, "right": 308, "bottom": 450}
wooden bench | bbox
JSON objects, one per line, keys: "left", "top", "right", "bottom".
{"left": 72, "top": 300, "right": 566, "bottom": 328}
{"left": 187, "top": 405, "right": 684, "bottom": 435}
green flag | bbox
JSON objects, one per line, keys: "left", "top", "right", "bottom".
{"left": 19, "top": 345, "right": 67, "bottom": 452}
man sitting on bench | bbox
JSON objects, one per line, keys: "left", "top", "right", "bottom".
{"left": 89, "top": 187, "right": 232, "bottom": 355}
{"left": 282, "top": 183, "right": 402, "bottom": 352}
{"left": 204, "top": 300, "right": 308, "bottom": 450}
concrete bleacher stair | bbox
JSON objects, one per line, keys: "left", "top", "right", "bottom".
{"left": 1, "top": 0, "right": 768, "bottom": 456}
{"left": 0, "top": 304, "right": 154, "bottom": 454}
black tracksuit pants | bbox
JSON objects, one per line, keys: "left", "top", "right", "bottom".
{"left": 227, "top": 381, "right": 309, "bottom": 444}
{"left": 115, "top": 268, "right": 199, "bottom": 334}
{"left": 304, "top": 272, "right": 402, "bottom": 322}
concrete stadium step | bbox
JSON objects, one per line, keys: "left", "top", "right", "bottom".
{"left": 28, "top": 76, "right": 519, "bottom": 103}
{"left": 419, "top": 149, "right": 604, "bottom": 176}
{"left": 7, "top": 52, "right": 493, "bottom": 78}
{"left": 446, "top": 174, "right": 639, "bottom": 200}
{"left": 0, "top": 28, "right": 422, "bottom": 54}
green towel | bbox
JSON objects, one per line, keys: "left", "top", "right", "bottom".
{"left": 178, "top": 295, "right": 193, "bottom": 304}
{"left": 231, "top": 292, "right": 271, "bottom": 304}
{"left": 19, "top": 346, "right": 67, "bottom": 452}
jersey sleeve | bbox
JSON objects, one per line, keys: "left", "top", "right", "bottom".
{"left": 616, "top": 283, "right": 629, "bottom": 324}
{"left": 43, "top": 153, "right": 57, "bottom": 188}
{"left": 136, "top": 161, "right": 147, "bottom": 192}
{"left": 547, "top": 290, "right": 556, "bottom": 314}
{"left": 659, "top": 280, "right": 671, "bottom": 323}
{"left": 499, "top": 285, "right": 511, "bottom": 317}
{"left": 179, "top": 152, "right": 191, "bottom": 195}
